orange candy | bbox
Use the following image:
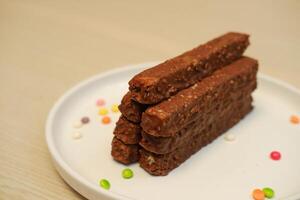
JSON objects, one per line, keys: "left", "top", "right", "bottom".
{"left": 252, "top": 189, "right": 265, "bottom": 200}
{"left": 102, "top": 116, "right": 111, "bottom": 124}
{"left": 290, "top": 115, "right": 300, "bottom": 124}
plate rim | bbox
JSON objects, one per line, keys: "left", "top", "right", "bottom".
{"left": 45, "top": 62, "right": 300, "bottom": 200}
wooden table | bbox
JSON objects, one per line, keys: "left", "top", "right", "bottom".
{"left": 1, "top": 0, "right": 299, "bottom": 199}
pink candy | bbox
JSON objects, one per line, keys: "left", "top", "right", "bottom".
{"left": 96, "top": 99, "right": 105, "bottom": 106}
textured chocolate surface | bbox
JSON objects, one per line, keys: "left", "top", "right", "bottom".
{"left": 111, "top": 137, "right": 139, "bottom": 165}
{"left": 141, "top": 57, "right": 258, "bottom": 137}
{"left": 129, "top": 32, "right": 249, "bottom": 104}
{"left": 119, "top": 92, "right": 146, "bottom": 123}
{"left": 139, "top": 97, "right": 253, "bottom": 176}
{"left": 113, "top": 115, "right": 141, "bottom": 144}
{"left": 140, "top": 80, "right": 256, "bottom": 154}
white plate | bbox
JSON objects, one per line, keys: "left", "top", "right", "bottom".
{"left": 46, "top": 62, "right": 300, "bottom": 200}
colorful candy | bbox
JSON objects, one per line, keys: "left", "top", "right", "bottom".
{"left": 96, "top": 99, "right": 105, "bottom": 106}
{"left": 102, "top": 116, "right": 111, "bottom": 124}
{"left": 122, "top": 168, "right": 134, "bottom": 179}
{"left": 99, "top": 179, "right": 110, "bottom": 190}
{"left": 98, "top": 108, "right": 109, "bottom": 116}
{"left": 263, "top": 187, "right": 274, "bottom": 199}
{"left": 252, "top": 189, "right": 265, "bottom": 200}
{"left": 111, "top": 104, "right": 119, "bottom": 113}
{"left": 290, "top": 115, "right": 299, "bottom": 124}
{"left": 72, "top": 131, "right": 82, "bottom": 139}
{"left": 224, "top": 133, "right": 236, "bottom": 141}
{"left": 81, "top": 117, "right": 90, "bottom": 124}
{"left": 270, "top": 151, "right": 281, "bottom": 161}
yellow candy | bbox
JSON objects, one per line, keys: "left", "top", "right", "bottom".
{"left": 111, "top": 104, "right": 119, "bottom": 113}
{"left": 98, "top": 108, "right": 108, "bottom": 115}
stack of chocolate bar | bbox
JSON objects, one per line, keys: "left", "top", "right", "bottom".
{"left": 111, "top": 32, "right": 258, "bottom": 175}
{"left": 111, "top": 92, "right": 145, "bottom": 164}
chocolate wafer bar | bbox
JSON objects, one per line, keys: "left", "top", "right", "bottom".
{"left": 139, "top": 81, "right": 256, "bottom": 154}
{"left": 111, "top": 137, "right": 139, "bottom": 165}
{"left": 113, "top": 115, "right": 141, "bottom": 144}
{"left": 141, "top": 57, "right": 258, "bottom": 137}
{"left": 139, "top": 95, "right": 253, "bottom": 175}
{"left": 129, "top": 32, "right": 249, "bottom": 104}
{"left": 119, "top": 92, "right": 146, "bottom": 123}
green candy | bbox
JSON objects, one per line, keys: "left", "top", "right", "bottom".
{"left": 122, "top": 168, "right": 134, "bottom": 179}
{"left": 263, "top": 187, "right": 274, "bottom": 199}
{"left": 99, "top": 179, "right": 110, "bottom": 190}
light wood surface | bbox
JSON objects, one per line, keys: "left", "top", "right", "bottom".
{"left": 1, "top": 0, "right": 299, "bottom": 199}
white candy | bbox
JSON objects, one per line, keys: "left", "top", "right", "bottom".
{"left": 72, "top": 131, "right": 82, "bottom": 139}
{"left": 224, "top": 133, "right": 236, "bottom": 141}
{"left": 73, "top": 121, "right": 83, "bottom": 128}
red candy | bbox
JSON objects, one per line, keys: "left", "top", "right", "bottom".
{"left": 270, "top": 151, "right": 281, "bottom": 161}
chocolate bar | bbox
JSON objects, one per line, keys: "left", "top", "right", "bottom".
{"left": 111, "top": 137, "right": 139, "bottom": 165}
{"left": 129, "top": 32, "right": 249, "bottom": 104}
{"left": 113, "top": 115, "right": 141, "bottom": 144}
{"left": 139, "top": 81, "right": 255, "bottom": 154}
{"left": 141, "top": 57, "right": 258, "bottom": 137}
{"left": 139, "top": 96, "right": 253, "bottom": 175}
{"left": 119, "top": 92, "right": 146, "bottom": 123}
